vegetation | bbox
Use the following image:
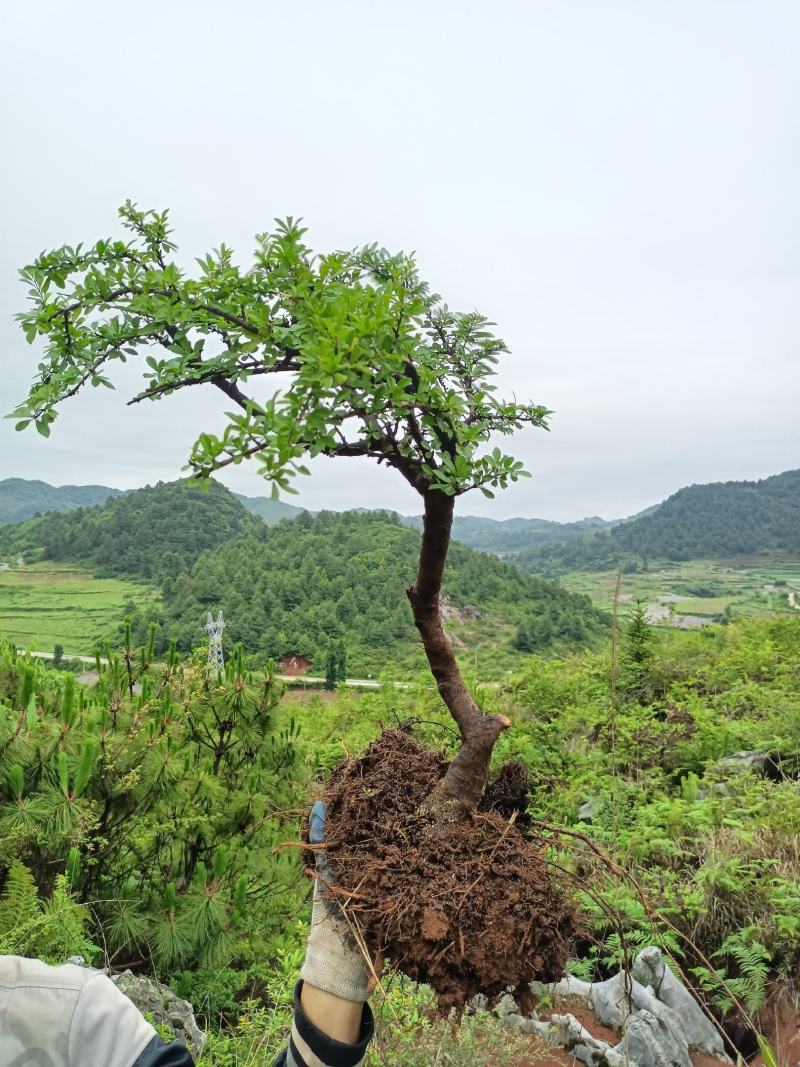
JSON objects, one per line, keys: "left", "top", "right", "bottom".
{"left": 150, "top": 509, "right": 608, "bottom": 675}
{"left": 561, "top": 556, "right": 800, "bottom": 627}
{"left": 0, "top": 612, "right": 797, "bottom": 1062}
{"left": 12, "top": 202, "right": 561, "bottom": 811}
{"left": 3, "top": 480, "right": 262, "bottom": 582}
{"left": 0, "top": 561, "right": 156, "bottom": 656}
{"left": 404, "top": 511, "right": 612, "bottom": 555}
{"left": 0, "top": 632, "right": 305, "bottom": 986}
{"left": 0, "top": 477, "right": 121, "bottom": 525}
{"left": 234, "top": 492, "right": 305, "bottom": 525}
{"left": 518, "top": 469, "right": 800, "bottom": 574}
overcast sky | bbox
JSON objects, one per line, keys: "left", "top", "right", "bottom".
{"left": 2, "top": 0, "right": 797, "bottom": 520}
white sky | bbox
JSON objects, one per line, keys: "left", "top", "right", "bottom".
{"left": 1, "top": 0, "right": 798, "bottom": 520}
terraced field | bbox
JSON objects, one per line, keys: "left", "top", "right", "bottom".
{"left": 562, "top": 556, "right": 800, "bottom": 624}
{"left": 0, "top": 561, "right": 157, "bottom": 655}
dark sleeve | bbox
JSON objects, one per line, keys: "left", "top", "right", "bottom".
{"left": 272, "top": 980, "right": 374, "bottom": 1067}
{"left": 132, "top": 1036, "right": 195, "bottom": 1067}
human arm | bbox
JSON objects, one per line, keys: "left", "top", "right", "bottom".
{"left": 272, "top": 801, "right": 378, "bottom": 1066}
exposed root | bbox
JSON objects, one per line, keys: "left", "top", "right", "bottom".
{"left": 316, "top": 728, "right": 578, "bottom": 1012}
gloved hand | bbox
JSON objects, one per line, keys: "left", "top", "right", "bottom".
{"left": 300, "top": 799, "right": 374, "bottom": 1003}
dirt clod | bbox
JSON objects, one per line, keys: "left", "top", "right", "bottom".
{"left": 318, "top": 729, "right": 577, "bottom": 1012}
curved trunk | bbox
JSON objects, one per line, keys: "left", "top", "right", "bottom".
{"left": 406, "top": 490, "right": 509, "bottom": 808}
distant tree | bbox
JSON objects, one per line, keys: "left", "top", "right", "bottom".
{"left": 624, "top": 602, "right": 653, "bottom": 666}
{"left": 324, "top": 643, "right": 338, "bottom": 691}
{"left": 323, "top": 638, "right": 348, "bottom": 690}
{"left": 335, "top": 639, "right": 347, "bottom": 684}
{"left": 12, "top": 203, "right": 550, "bottom": 811}
{"left": 52, "top": 643, "right": 64, "bottom": 669}
{"left": 620, "top": 601, "right": 657, "bottom": 705}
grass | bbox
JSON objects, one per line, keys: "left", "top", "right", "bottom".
{"left": 0, "top": 561, "right": 158, "bottom": 655}
{"left": 561, "top": 556, "right": 800, "bottom": 625}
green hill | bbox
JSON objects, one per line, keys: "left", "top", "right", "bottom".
{"left": 156, "top": 510, "right": 609, "bottom": 674}
{"left": 518, "top": 469, "right": 800, "bottom": 574}
{"left": 402, "top": 513, "right": 612, "bottom": 555}
{"left": 2, "top": 480, "right": 263, "bottom": 581}
{"left": 0, "top": 478, "right": 122, "bottom": 524}
{"left": 235, "top": 493, "right": 306, "bottom": 524}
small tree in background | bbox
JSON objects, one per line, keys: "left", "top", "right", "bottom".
{"left": 52, "top": 643, "right": 64, "bottom": 669}
{"left": 324, "top": 638, "right": 348, "bottom": 690}
{"left": 12, "top": 203, "right": 549, "bottom": 812}
{"left": 621, "top": 600, "right": 657, "bottom": 705}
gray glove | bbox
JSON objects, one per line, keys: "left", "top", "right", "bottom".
{"left": 300, "top": 799, "right": 372, "bottom": 1003}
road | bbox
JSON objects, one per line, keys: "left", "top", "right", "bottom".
{"left": 15, "top": 648, "right": 403, "bottom": 689}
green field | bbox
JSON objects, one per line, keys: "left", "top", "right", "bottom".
{"left": 561, "top": 555, "right": 800, "bottom": 623}
{"left": 0, "top": 561, "right": 158, "bottom": 655}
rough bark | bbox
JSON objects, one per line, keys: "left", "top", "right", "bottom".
{"left": 406, "top": 490, "right": 510, "bottom": 808}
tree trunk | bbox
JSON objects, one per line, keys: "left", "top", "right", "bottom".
{"left": 406, "top": 490, "right": 509, "bottom": 809}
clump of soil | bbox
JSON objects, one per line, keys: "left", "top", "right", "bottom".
{"left": 317, "top": 727, "right": 577, "bottom": 1012}
{"left": 479, "top": 760, "right": 535, "bottom": 830}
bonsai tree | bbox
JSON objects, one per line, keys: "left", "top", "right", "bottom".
{"left": 12, "top": 202, "right": 549, "bottom": 811}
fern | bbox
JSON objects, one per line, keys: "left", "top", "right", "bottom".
{"left": 0, "top": 863, "right": 98, "bottom": 964}
{"left": 0, "top": 861, "right": 39, "bottom": 937}
{"left": 713, "top": 928, "right": 771, "bottom": 1015}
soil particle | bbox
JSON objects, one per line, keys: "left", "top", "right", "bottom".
{"left": 318, "top": 728, "right": 578, "bottom": 1012}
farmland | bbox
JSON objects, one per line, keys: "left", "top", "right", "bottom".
{"left": 561, "top": 555, "right": 800, "bottom": 622}
{"left": 0, "top": 561, "right": 157, "bottom": 655}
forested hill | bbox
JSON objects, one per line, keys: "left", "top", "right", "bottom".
{"left": 3, "top": 480, "right": 263, "bottom": 580}
{"left": 402, "top": 513, "right": 611, "bottom": 554}
{"left": 234, "top": 493, "right": 305, "bottom": 525}
{"left": 517, "top": 469, "right": 800, "bottom": 574}
{"left": 156, "top": 510, "right": 609, "bottom": 674}
{"left": 0, "top": 478, "right": 121, "bottom": 524}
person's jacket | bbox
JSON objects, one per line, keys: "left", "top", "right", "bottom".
{"left": 0, "top": 957, "right": 372, "bottom": 1067}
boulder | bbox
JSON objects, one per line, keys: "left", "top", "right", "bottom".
{"left": 537, "top": 948, "right": 730, "bottom": 1066}
{"left": 715, "top": 751, "right": 772, "bottom": 775}
{"left": 578, "top": 799, "right": 604, "bottom": 822}
{"left": 112, "top": 970, "right": 206, "bottom": 1057}
{"left": 633, "top": 947, "right": 726, "bottom": 1056}
{"left": 530, "top": 1012, "right": 627, "bottom": 1067}
{"left": 614, "top": 1007, "right": 692, "bottom": 1067}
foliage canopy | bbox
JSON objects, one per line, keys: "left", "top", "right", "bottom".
{"left": 13, "top": 202, "right": 548, "bottom": 501}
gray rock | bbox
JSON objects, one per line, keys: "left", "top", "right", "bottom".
{"left": 633, "top": 947, "right": 727, "bottom": 1057}
{"left": 502, "top": 1012, "right": 540, "bottom": 1034}
{"left": 578, "top": 799, "right": 604, "bottom": 821}
{"left": 112, "top": 970, "right": 206, "bottom": 1056}
{"left": 539, "top": 952, "right": 730, "bottom": 1066}
{"left": 494, "top": 992, "right": 520, "bottom": 1021}
{"left": 537, "top": 1013, "right": 627, "bottom": 1067}
{"left": 613, "top": 1008, "right": 692, "bottom": 1067}
{"left": 716, "top": 751, "right": 771, "bottom": 775}
{"left": 550, "top": 974, "right": 594, "bottom": 999}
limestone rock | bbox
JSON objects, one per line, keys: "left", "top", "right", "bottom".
{"left": 613, "top": 1008, "right": 692, "bottom": 1067}
{"left": 633, "top": 947, "right": 727, "bottom": 1057}
{"left": 112, "top": 970, "right": 206, "bottom": 1057}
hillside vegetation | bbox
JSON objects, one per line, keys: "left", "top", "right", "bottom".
{"left": 0, "top": 478, "right": 121, "bottom": 524}
{"left": 1, "top": 614, "right": 798, "bottom": 1063}
{"left": 155, "top": 509, "right": 609, "bottom": 674}
{"left": 402, "top": 512, "right": 611, "bottom": 554}
{"left": 2, "top": 480, "right": 263, "bottom": 581}
{"left": 518, "top": 469, "right": 800, "bottom": 574}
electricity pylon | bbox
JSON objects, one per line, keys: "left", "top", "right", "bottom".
{"left": 204, "top": 610, "right": 225, "bottom": 674}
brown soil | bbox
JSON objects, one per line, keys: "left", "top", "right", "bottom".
{"left": 317, "top": 727, "right": 578, "bottom": 1012}
{"left": 753, "top": 994, "right": 800, "bottom": 1067}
